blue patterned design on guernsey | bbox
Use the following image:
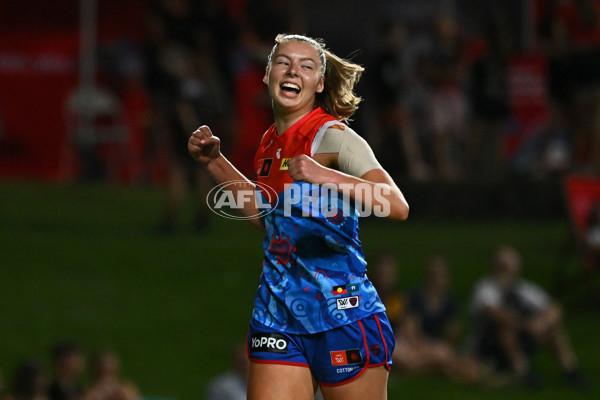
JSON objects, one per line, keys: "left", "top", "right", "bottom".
{"left": 290, "top": 297, "right": 310, "bottom": 318}
{"left": 251, "top": 109, "right": 387, "bottom": 334}
{"left": 251, "top": 182, "right": 387, "bottom": 334}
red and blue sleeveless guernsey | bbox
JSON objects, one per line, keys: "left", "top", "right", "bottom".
{"left": 251, "top": 107, "right": 386, "bottom": 334}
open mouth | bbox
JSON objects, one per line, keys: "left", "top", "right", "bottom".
{"left": 280, "top": 82, "right": 301, "bottom": 95}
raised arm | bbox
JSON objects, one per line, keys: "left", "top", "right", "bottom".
{"left": 288, "top": 156, "right": 409, "bottom": 221}
{"left": 286, "top": 126, "right": 409, "bottom": 221}
{"left": 188, "top": 126, "right": 264, "bottom": 230}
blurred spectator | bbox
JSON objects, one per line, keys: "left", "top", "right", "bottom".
{"left": 65, "top": 85, "right": 126, "bottom": 182}
{"left": 92, "top": 40, "right": 151, "bottom": 184}
{"left": 242, "top": 0, "right": 305, "bottom": 42}
{"left": 227, "top": 0, "right": 305, "bottom": 178}
{"left": 11, "top": 360, "right": 48, "bottom": 400}
{"left": 467, "top": 245, "right": 587, "bottom": 387}
{"left": 370, "top": 20, "right": 430, "bottom": 180}
{"left": 47, "top": 342, "right": 85, "bottom": 400}
{"left": 406, "top": 255, "right": 460, "bottom": 344}
{"left": 466, "top": 17, "right": 512, "bottom": 179}
{"left": 584, "top": 201, "right": 600, "bottom": 273}
{"left": 370, "top": 251, "right": 405, "bottom": 327}
{"left": 195, "top": 0, "right": 238, "bottom": 92}
{"left": 538, "top": 0, "right": 600, "bottom": 174}
{"left": 204, "top": 345, "right": 247, "bottom": 400}
{"left": 534, "top": 0, "right": 576, "bottom": 178}
{"left": 422, "top": 14, "right": 469, "bottom": 180}
{"left": 203, "top": 344, "right": 324, "bottom": 400}
{"left": 392, "top": 255, "right": 479, "bottom": 383}
{"left": 86, "top": 351, "right": 139, "bottom": 400}
{"left": 226, "top": 24, "right": 272, "bottom": 179}
{"left": 144, "top": 0, "right": 232, "bottom": 232}
{"left": 0, "top": 108, "right": 4, "bottom": 142}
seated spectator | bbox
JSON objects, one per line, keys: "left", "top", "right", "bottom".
{"left": 47, "top": 341, "right": 85, "bottom": 400}
{"left": 203, "top": 344, "right": 323, "bottom": 400}
{"left": 584, "top": 202, "right": 600, "bottom": 273}
{"left": 370, "top": 251, "right": 405, "bottom": 328}
{"left": 204, "top": 344, "right": 247, "bottom": 400}
{"left": 392, "top": 256, "right": 479, "bottom": 383}
{"left": 467, "top": 245, "right": 587, "bottom": 387}
{"left": 11, "top": 360, "right": 48, "bottom": 400}
{"left": 405, "top": 255, "right": 460, "bottom": 343}
{"left": 86, "top": 351, "right": 139, "bottom": 400}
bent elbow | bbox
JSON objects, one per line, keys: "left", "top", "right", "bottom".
{"left": 392, "top": 190, "right": 409, "bottom": 221}
{"left": 389, "top": 201, "right": 409, "bottom": 221}
{"left": 398, "top": 202, "right": 409, "bottom": 221}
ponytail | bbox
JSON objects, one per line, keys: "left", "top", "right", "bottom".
{"left": 316, "top": 49, "right": 364, "bottom": 121}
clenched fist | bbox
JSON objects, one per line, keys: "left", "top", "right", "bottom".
{"left": 188, "top": 125, "right": 221, "bottom": 166}
{"left": 287, "top": 154, "right": 331, "bottom": 184}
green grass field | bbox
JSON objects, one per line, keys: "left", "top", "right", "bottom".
{"left": 0, "top": 181, "right": 597, "bottom": 400}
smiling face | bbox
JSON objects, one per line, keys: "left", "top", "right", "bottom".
{"left": 263, "top": 39, "right": 325, "bottom": 119}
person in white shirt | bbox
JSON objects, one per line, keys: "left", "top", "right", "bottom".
{"left": 467, "top": 245, "right": 586, "bottom": 387}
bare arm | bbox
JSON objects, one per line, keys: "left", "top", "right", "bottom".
{"left": 188, "top": 126, "right": 264, "bottom": 230}
{"left": 525, "top": 302, "right": 562, "bottom": 338}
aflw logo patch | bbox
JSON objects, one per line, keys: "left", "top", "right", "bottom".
{"left": 336, "top": 296, "right": 359, "bottom": 310}
{"left": 250, "top": 333, "right": 289, "bottom": 354}
{"left": 330, "top": 349, "right": 362, "bottom": 366}
{"left": 280, "top": 158, "right": 290, "bottom": 170}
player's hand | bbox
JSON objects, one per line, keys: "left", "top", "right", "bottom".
{"left": 287, "top": 154, "right": 330, "bottom": 184}
{"left": 188, "top": 125, "right": 221, "bottom": 166}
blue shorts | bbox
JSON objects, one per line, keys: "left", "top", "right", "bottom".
{"left": 246, "top": 312, "right": 395, "bottom": 386}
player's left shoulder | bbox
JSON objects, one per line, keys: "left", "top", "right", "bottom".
{"left": 327, "top": 123, "right": 347, "bottom": 132}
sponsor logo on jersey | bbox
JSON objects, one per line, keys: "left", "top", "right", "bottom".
{"left": 280, "top": 158, "right": 290, "bottom": 170}
{"left": 347, "top": 283, "right": 360, "bottom": 293}
{"left": 336, "top": 296, "right": 359, "bottom": 310}
{"left": 330, "top": 349, "right": 362, "bottom": 366}
{"left": 250, "top": 333, "right": 289, "bottom": 354}
{"left": 257, "top": 158, "right": 273, "bottom": 177}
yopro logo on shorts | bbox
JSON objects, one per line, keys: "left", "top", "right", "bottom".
{"left": 250, "top": 333, "right": 289, "bottom": 354}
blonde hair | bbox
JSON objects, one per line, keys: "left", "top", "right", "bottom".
{"left": 267, "top": 33, "right": 364, "bottom": 121}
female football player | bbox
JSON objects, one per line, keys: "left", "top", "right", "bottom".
{"left": 188, "top": 33, "right": 409, "bottom": 400}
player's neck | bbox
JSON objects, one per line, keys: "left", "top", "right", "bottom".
{"left": 273, "top": 106, "right": 314, "bottom": 135}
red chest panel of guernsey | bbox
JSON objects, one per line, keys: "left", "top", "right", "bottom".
{"left": 254, "top": 107, "right": 339, "bottom": 198}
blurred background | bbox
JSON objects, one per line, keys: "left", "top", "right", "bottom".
{"left": 0, "top": 0, "right": 599, "bottom": 399}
